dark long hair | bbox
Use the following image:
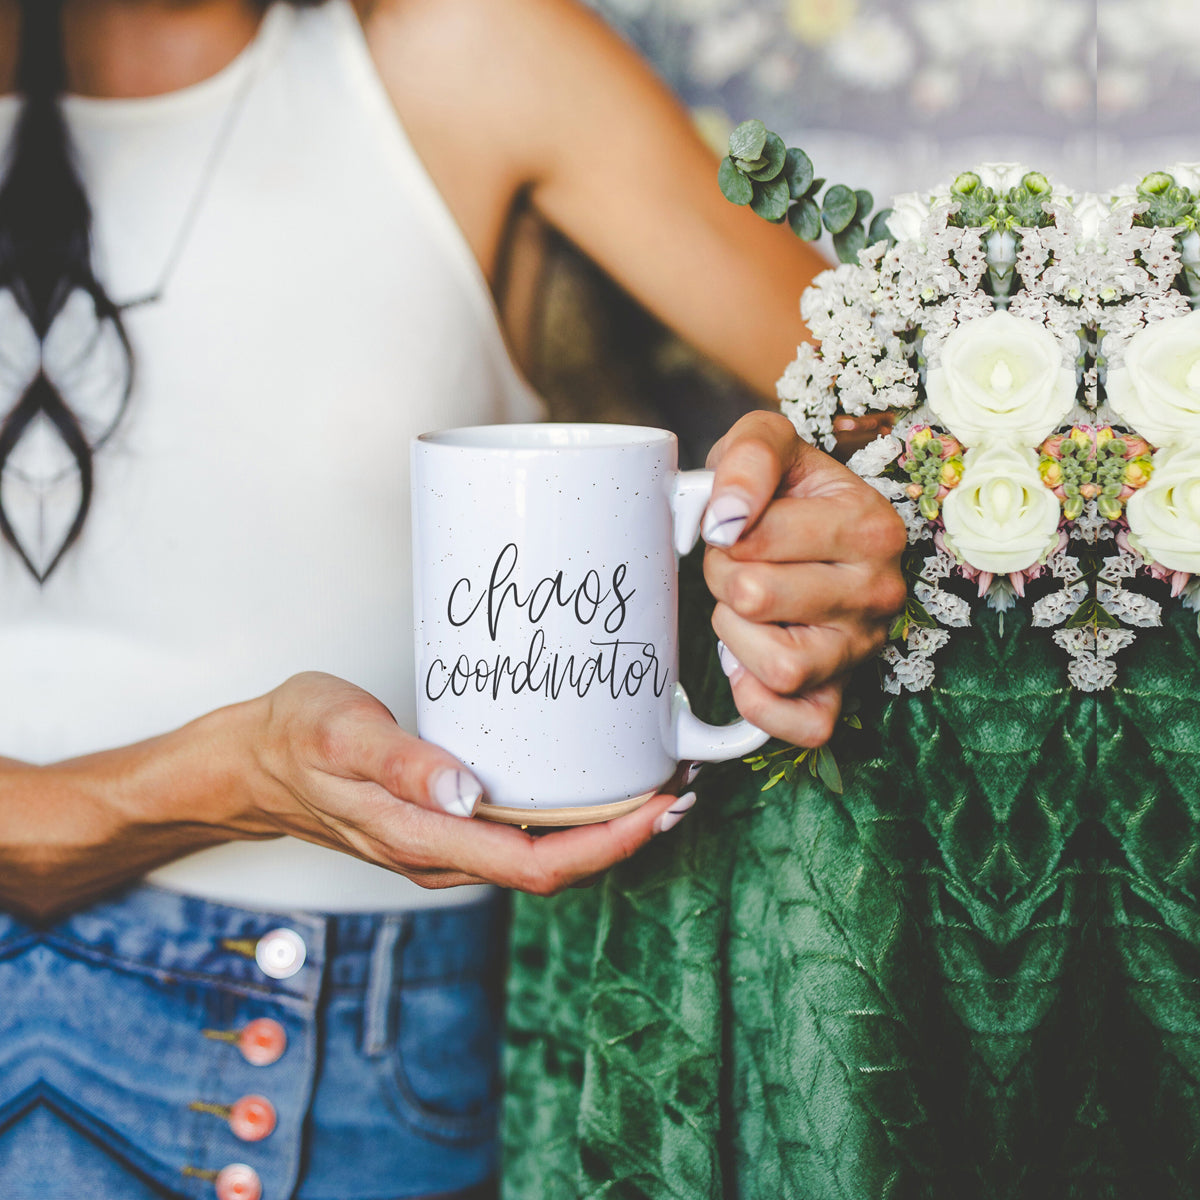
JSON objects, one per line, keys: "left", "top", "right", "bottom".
{"left": 0, "top": 0, "right": 321, "bottom": 582}
{"left": 0, "top": 0, "right": 132, "bottom": 581}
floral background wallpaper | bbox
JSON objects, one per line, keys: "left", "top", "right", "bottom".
{"left": 534, "top": 0, "right": 1199, "bottom": 461}
{"left": 585, "top": 0, "right": 1199, "bottom": 199}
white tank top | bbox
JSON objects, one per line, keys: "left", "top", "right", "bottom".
{"left": 0, "top": 1, "right": 542, "bottom": 911}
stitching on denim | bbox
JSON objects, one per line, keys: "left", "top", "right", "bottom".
{"left": 39, "top": 937, "right": 319, "bottom": 1007}
{"left": 363, "top": 914, "right": 405, "bottom": 1057}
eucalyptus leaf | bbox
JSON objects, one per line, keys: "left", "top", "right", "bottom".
{"left": 750, "top": 176, "right": 790, "bottom": 222}
{"left": 729, "top": 118, "right": 768, "bottom": 163}
{"left": 736, "top": 155, "right": 769, "bottom": 174}
{"left": 833, "top": 221, "right": 868, "bottom": 263}
{"left": 788, "top": 196, "right": 822, "bottom": 240}
{"left": 748, "top": 132, "right": 787, "bottom": 182}
{"left": 763, "top": 769, "right": 787, "bottom": 792}
{"left": 868, "top": 208, "right": 895, "bottom": 245}
{"left": 807, "top": 177, "right": 826, "bottom": 198}
{"left": 718, "top": 157, "right": 753, "bottom": 206}
{"left": 783, "top": 147, "right": 814, "bottom": 198}
{"left": 855, "top": 189, "right": 874, "bottom": 219}
{"left": 822, "top": 184, "right": 857, "bottom": 234}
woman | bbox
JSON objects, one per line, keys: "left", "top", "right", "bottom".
{"left": 0, "top": 1, "right": 905, "bottom": 1197}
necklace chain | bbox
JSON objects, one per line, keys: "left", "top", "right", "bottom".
{"left": 118, "top": 22, "right": 268, "bottom": 312}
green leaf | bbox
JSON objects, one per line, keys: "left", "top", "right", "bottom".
{"left": 845, "top": 714, "right": 863, "bottom": 729}
{"left": 806, "top": 177, "right": 826, "bottom": 198}
{"left": 735, "top": 154, "right": 769, "bottom": 174}
{"left": 750, "top": 176, "right": 790, "bottom": 222}
{"left": 748, "top": 132, "right": 787, "bottom": 182}
{"left": 815, "top": 744, "right": 843, "bottom": 794}
{"left": 833, "top": 221, "right": 867, "bottom": 263}
{"left": 855, "top": 189, "right": 874, "bottom": 218}
{"left": 762, "top": 769, "right": 787, "bottom": 791}
{"left": 788, "top": 196, "right": 822, "bottom": 240}
{"left": 729, "top": 118, "right": 768, "bottom": 163}
{"left": 868, "top": 208, "right": 895, "bottom": 244}
{"left": 783, "top": 147, "right": 814, "bottom": 199}
{"left": 718, "top": 157, "right": 753, "bottom": 206}
{"left": 821, "top": 184, "right": 858, "bottom": 234}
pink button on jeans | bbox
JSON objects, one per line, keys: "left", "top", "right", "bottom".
{"left": 214, "top": 1162, "right": 261, "bottom": 1200}
{"left": 238, "top": 1018, "right": 287, "bottom": 1067}
{"left": 229, "top": 1094, "right": 277, "bottom": 1142}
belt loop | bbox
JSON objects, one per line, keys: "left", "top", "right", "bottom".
{"left": 362, "top": 914, "right": 405, "bottom": 1057}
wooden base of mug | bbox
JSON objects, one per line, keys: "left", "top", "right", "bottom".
{"left": 476, "top": 790, "right": 655, "bottom": 828}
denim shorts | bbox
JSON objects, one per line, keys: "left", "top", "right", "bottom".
{"left": 0, "top": 884, "right": 504, "bottom": 1200}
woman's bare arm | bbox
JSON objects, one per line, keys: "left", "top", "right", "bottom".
{"left": 0, "top": 676, "right": 681, "bottom": 922}
{"left": 361, "top": 0, "right": 826, "bottom": 400}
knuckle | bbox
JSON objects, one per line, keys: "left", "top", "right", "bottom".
{"left": 764, "top": 647, "right": 809, "bottom": 696}
{"left": 871, "top": 573, "right": 910, "bottom": 620}
{"left": 728, "top": 571, "right": 771, "bottom": 620}
{"left": 866, "top": 507, "right": 909, "bottom": 561}
{"left": 310, "top": 711, "right": 347, "bottom": 766}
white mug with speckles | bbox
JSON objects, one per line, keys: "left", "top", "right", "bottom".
{"left": 411, "top": 423, "right": 768, "bottom": 823}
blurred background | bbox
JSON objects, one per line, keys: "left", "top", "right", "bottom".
{"left": 521, "top": 0, "right": 1200, "bottom": 462}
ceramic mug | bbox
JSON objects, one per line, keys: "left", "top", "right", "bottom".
{"left": 411, "top": 423, "right": 768, "bottom": 824}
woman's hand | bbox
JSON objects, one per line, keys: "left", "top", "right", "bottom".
{"left": 0, "top": 673, "right": 687, "bottom": 922}
{"left": 232, "top": 672, "right": 683, "bottom": 894}
{"left": 701, "top": 412, "right": 907, "bottom": 747}
{"left": 832, "top": 412, "right": 895, "bottom": 459}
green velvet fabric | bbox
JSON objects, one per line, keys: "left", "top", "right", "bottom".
{"left": 501, "top": 559, "right": 1200, "bottom": 1199}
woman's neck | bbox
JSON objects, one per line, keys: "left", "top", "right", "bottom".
{"left": 59, "top": 0, "right": 264, "bottom": 99}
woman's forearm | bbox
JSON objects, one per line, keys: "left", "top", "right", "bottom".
{"left": 0, "top": 702, "right": 256, "bottom": 922}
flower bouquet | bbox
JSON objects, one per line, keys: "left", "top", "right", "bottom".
{"left": 721, "top": 124, "right": 1200, "bottom": 695}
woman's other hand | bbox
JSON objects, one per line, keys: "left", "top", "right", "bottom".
{"left": 701, "top": 412, "right": 907, "bottom": 747}
{"left": 832, "top": 412, "right": 895, "bottom": 459}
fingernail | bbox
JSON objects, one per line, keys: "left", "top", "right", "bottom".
{"left": 702, "top": 492, "right": 751, "bottom": 547}
{"left": 684, "top": 761, "right": 702, "bottom": 786}
{"left": 716, "top": 639, "right": 742, "bottom": 679}
{"left": 431, "top": 768, "right": 482, "bottom": 818}
{"left": 654, "top": 792, "right": 696, "bottom": 834}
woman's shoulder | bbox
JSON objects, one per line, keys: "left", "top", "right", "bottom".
{"left": 347, "top": 0, "right": 653, "bottom": 276}
{"left": 351, "top": 0, "right": 653, "bottom": 177}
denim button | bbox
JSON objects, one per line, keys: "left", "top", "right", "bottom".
{"left": 254, "top": 929, "right": 305, "bottom": 980}
{"left": 214, "top": 1162, "right": 261, "bottom": 1200}
{"left": 239, "top": 1018, "right": 287, "bottom": 1066}
{"left": 229, "top": 1095, "right": 277, "bottom": 1142}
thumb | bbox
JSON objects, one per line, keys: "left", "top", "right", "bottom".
{"left": 321, "top": 705, "right": 484, "bottom": 819}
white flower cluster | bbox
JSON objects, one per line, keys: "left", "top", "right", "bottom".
{"left": 778, "top": 163, "right": 1200, "bottom": 693}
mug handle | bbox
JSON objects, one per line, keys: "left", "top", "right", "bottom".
{"left": 669, "top": 470, "right": 771, "bottom": 762}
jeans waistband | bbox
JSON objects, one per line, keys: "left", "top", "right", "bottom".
{"left": 31, "top": 883, "right": 503, "bottom": 1007}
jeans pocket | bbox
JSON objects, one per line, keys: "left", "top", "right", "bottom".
{"left": 381, "top": 976, "right": 501, "bottom": 1145}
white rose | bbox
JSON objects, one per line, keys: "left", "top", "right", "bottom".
{"left": 942, "top": 444, "right": 1062, "bottom": 574}
{"left": 926, "top": 311, "right": 1077, "bottom": 447}
{"left": 886, "top": 192, "right": 931, "bottom": 243}
{"left": 1106, "top": 309, "right": 1200, "bottom": 448}
{"left": 1125, "top": 445, "right": 1200, "bottom": 574}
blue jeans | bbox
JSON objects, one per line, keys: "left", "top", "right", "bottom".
{"left": 0, "top": 885, "right": 504, "bottom": 1199}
